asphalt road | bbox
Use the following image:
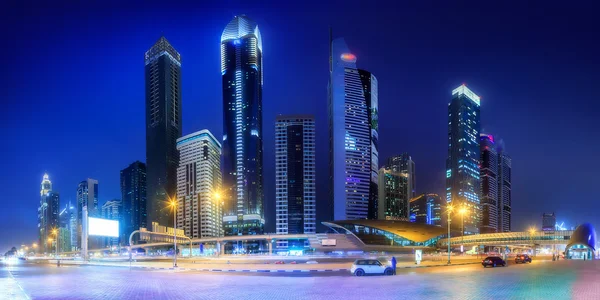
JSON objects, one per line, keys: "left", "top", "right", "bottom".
{"left": 2, "top": 259, "right": 597, "bottom": 299}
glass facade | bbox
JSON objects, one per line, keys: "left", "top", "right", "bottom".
{"left": 479, "top": 134, "right": 498, "bottom": 233}
{"left": 120, "top": 161, "right": 147, "bottom": 242}
{"left": 39, "top": 174, "right": 60, "bottom": 254}
{"left": 145, "top": 36, "right": 182, "bottom": 228}
{"left": 275, "top": 116, "right": 316, "bottom": 247}
{"left": 378, "top": 154, "right": 415, "bottom": 220}
{"left": 329, "top": 37, "right": 378, "bottom": 221}
{"left": 76, "top": 179, "right": 98, "bottom": 249}
{"left": 410, "top": 194, "right": 443, "bottom": 227}
{"left": 446, "top": 84, "right": 481, "bottom": 235}
{"left": 221, "top": 16, "right": 264, "bottom": 235}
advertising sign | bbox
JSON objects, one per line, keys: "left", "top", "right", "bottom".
{"left": 415, "top": 249, "right": 422, "bottom": 264}
{"left": 88, "top": 217, "right": 119, "bottom": 237}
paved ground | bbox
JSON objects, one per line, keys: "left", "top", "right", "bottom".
{"left": 2, "top": 259, "right": 599, "bottom": 299}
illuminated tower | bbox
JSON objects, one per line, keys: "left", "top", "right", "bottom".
{"left": 221, "top": 15, "right": 264, "bottom": 235}
{"left": 329, "top": 36, "right": 379, "bottom": 220}
{"left": 446, "top": 84, "right": 481, "bottom": 235}
{"left": 479, "top": 133, "right": 498, "bottom": 233}
{"left": 38, "top": 174, "right": 60, "bottom": 253}
{"left": 145, "top": 36, "right": 182, "bottom": 228}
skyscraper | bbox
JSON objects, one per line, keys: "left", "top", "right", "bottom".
{"left": 377, "top": 154, "right": 415, "bottom": 220}
{"left": 498, "top": 145, "right": 512, "bottom": 232}
{"left": 176, "top": 130, "right": 223, "bottom": 238}
{"left": 145, "top": 36, "right": 182, "bottom": 228}
{"left": 102, "top": 199, "right": 123, "bottom": 247}
{"left": 446, "top": 84, "right": 482, "bottom": 235}
{"left": 58, "top": 201, "right": 76, "bottom": 251}
{"left": 221, "top": 15, "right": 264, "bottom": 235}
{"left": 76, "top": 178, "right": 98, "bottom": 249}
{"left": 329, "top": 36, "right": 379, "bottom": 221}
{"left": 542, "top": 213, "right": 556, "bottom": 231}
{"left": 275, "top": 116, "right": 316, "bottom": 247}
{"left": 410, "top": 194, "right": 443, "bottom": 227}
{"left": 120, "top": 161, "right": 147, "bottom": 241}
{"left": 479, "top": 133, "right": 498, "bottom": 233}
{"left": 38, "top": 174, "right": 60, "bottom": 253}
{"left": 479, "top": 134, "right": 512, "bottom": 233}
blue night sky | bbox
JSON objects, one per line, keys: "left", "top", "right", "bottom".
{"left": 1, "top": 0, "right": 599, "bottom": 251}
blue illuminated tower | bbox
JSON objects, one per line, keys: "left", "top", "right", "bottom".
{"left": 221, "top": 15, "right": 264, "bottom": 235}
{"left": 446, "top": 84, "right": 481, "bottom": 235}
{"left": 329, "top": 36, "right": 379, "bottom": 221}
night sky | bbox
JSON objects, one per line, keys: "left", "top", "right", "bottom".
{"left": 1, "top": 0, "right": 599, "bottom": 251}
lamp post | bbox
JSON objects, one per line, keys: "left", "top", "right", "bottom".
{"left": 52, "top": 228, "right": 59, "bottom": 258}
{"left": 446, "top": 205, "right": 453, "bottom": 264}
{"left": 459, "top": 207, "right": 468, "bottom": 254}
{"left": 529, "top": 227, "right": 536, "bottom": 257}
{"left": 169, "top": 198, "right": 178, "bottom": 268}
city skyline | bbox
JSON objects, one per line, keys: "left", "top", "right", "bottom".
{"left": 2, "top": 2, "right": 599, "bottom": 250}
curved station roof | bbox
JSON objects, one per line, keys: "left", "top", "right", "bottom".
{"left": 323, "top": 220, "right": 447, "bottom": 243}
{"left": 566, "top": 223, "right": 596, "bottom": 251}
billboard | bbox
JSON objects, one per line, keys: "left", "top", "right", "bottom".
{"left": 321, "top": 239, "right": 337, "bottom": 246}
{"left": 88, "top": 217, "right": 119, "bottom": 237}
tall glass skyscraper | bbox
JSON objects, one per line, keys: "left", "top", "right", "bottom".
{"left": 38, "top": 174, "right": 60, "bottom": 254}
{"left": 446, "top": 84, "right": 481, "bottom": 235}
{"left": 377, "top": 154, "right": 415, "bottom": 220}
{"left": 498, "top": 145, "right": 512, "bottom": 232}
{"left": 76, "top": 178, "right": 98, "bottom": 249}
{"left": 120, "top": 161, "right": 147, "bottom": 241}
{"left": 145, "top": 36, "right": 182, "bottom": 228}
{"left": 221, "top": 15, "right": 264, "bottom": 235}
{"left": 275, "top": 116, "right": 316, "bottom": 247}
{"left": 329, "top": 36, "right": 378, "bottom": 221}
{"left": 479, "top": 133, "right": 498, "bottom": 234}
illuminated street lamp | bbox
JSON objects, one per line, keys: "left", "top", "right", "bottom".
{"left": 446, "top": 204, "right": 454, "bottom": 264}
{"left": 459, "top": 207, "right": 468, "bottom": 253}
{"left": 52, "top": 228, "right": 59, "bottom": 258}
{"left": 529, "top": 227, "right": 536, "bottom": 257}
{"left": 169, "top": 197, "right": 178, "bottom": 268}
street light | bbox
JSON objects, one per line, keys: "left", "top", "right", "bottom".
{"left": 459, "top": 207, "right": 468, "bottom": 254}
{"left": 529, "top": 227, "right": 536, "bottom": 257}
{"left": 169, "top": 197, "right": 178, "bottom": 268}
{"left": 52, "top": 228, "right": 59, "bottom": 258}
{"left": 446, "top": 204, "right": 454, "bottom": 264}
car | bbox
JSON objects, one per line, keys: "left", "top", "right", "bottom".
{"left": 351, "top": 259, "right": 394, "bottom": 276}
{"left": 482, "top": 256, "right": 507, "bottom": 268}
{"left": 515, "top": 254, "right": 532, "bottom": 264}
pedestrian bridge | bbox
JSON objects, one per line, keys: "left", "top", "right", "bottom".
{"left": 437, "top": 231, "right": 574, "bottom": 248}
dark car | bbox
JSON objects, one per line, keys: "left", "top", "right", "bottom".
{"left": 515, "top": 254, "right": 532, "bottom": 264}
{"left": 482, "top": 256, "right": 506, "bottom": 268}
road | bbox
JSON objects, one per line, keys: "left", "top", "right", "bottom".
{"left": 2, "top": 259, "right": 598, "bottom": 299}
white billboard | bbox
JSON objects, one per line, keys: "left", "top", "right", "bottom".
{"left": 321, "top": 239, "right": 337, "bottom": 246}
{"left": 88, "top": 217, "right": 119, "bottom": 237}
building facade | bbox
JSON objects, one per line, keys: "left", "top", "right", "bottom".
{"left": 120, "top": 161, "right": 147, "bottom": 241}
{"left": 498, "top": 147, "right": 512, "bottom": 232}
{"left": 76, "top": 178, "right": 98, "bottom": 249}
{"left": 378, "top": 154, "right": 415, "bottom": 221}
{"left": 479, "top": 134, "right": 498, "bottom": 233}
{"left": 221, "top": 15, "right": 265, "bottom": 235}
{"left": 542, "top": 213, "right": 556, "bottom": 232}
{"left": 176, "top": 130, "right": 223, "bottom": 238}
{"left": 275, "top": 116, "right": 316, "bottom": 247}
{"left": 409, "top": 194, "right": 443, "bottom": 227}
{"left": 145, "top": 36, "right": 182, "bottom": 228}
{"left": 329, "top": 37, "right": 378, "bottom": 221}
{"left": 446, "top": 84, "right": 482, "bottom": 235}
{"left": 38, "top": 174, "right": 60, "bottom": 254}
{"left": 58, "top": 201, "right": 77, "bottom": 251}
{"left": 102, "top": 199, "right": 123, "bottom": 247}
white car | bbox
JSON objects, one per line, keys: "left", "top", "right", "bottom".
{"left": 351, "top": 259, "right": 394, "bottom": 276}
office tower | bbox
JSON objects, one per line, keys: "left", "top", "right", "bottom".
{"left": 58, "top": 201, "right": 76, "bottom": 251}
{"left": 542, "top": 213, "right": 556, "bottom": 231}
{"left": 498, "top": 146, "right": 512, "bottom": 232}
{"left": 38, "top": 174, "right": 60, "bottom": 253}
{"left": 176, "top": 130, "right": 223, "bottom": 238}
{"left": 446, "top": 84, "right": 482, "bottom": 235}
{"left": 221, "top": 15, "right": 264, "bottom": 235}
{"left": 76, "top": 178, "right": 98, "bottom": 249}
{"left": 329, "top": 36, "right": 378, "bottom": 221}
{"left": 377, "top": 154, "right": 415, "bottom": 220}
{"left": 145, "top": 36, "right": 182, "bottom": 228}
{"left": 120, "top": 161, "right": 147, "bottom": 242}
{"left": 275, "top": 116, "right": 316, "bottom": 247}
{"left": 102, "top": 199, "right": 123, "bottom": 247}
{"left": 479, "top": 134, "right": 498, "bottom": 234}
{"left": 409, "top": 194, "right": 443, "bottom": 226}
